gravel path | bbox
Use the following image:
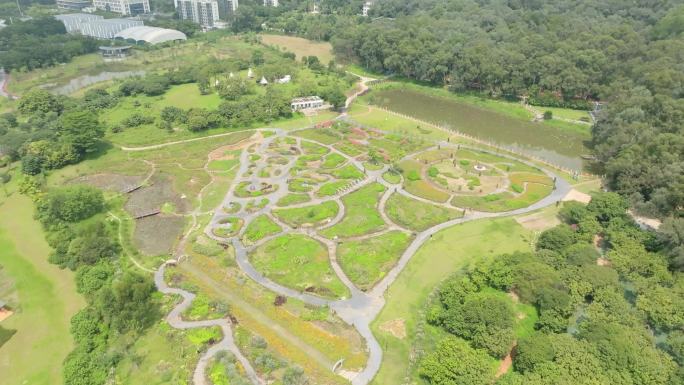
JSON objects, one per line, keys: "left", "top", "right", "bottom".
{"left": 154, "top": 75, "right": 572, "bottom": 385}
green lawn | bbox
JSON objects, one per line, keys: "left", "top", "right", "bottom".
{"left": 161, "top": 84, "right": 223, "bottom": 109}
{"left": 451, "top": 183, "right": 553, "bottom": 212}
{"left": 371, "top": 218, "right": 533, "bottom": 385}
{"left": 114, "top": 322, "right": 199, "bottom": 385}
{"left": 327, "top": 164, "right": 364, "bottom": 180}
{"left": 320, "top": 183, "right": 386, "bottom": 239}
{"left": 541, "top": 106, "right": 592, "bottom": 122}
{"left": 0, "top": 190, "right": 85, "bottom": 385}
{"left": 338, "top": 231, "right": 413, "bottom": 291}
{"left": 250, "top": 234, "right": 349, "bottom": 299}
{"left": 276, "top": 193, "right": 311, "bottom": 207}
{"left": 399, "top": 160, "right": 451, "bottom": 203}
{"left": 242, "top": 215, "right": 282, "bottom": 245}
{"left": 382, "top": 172, "right": 401, "bottom": 184}
{"left": 273, "top": 201, "right": 339, "bottom": 227}
{"left": 293, "top": 127, "right": 342, "bottom": 145}
{"left": 321, "top": 153, "right": 347, "bottom": 169}
{"left": 386, "top": 193, "right": 463, "bottom": 231}
{"left": 316, "top": 180, "right": 348, "bottom": 197}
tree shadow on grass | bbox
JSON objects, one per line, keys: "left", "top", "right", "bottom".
{"left": 0, "top": 325, "right": 17, "bottom": 348}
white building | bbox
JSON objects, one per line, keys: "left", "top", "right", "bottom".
{"left": 115, "top": 26, "right": 187, "bottom": 44}
{"left": 55, "top": 13, "right": 144, "bottom": 38}
{"left": 362, "top": 1, "right": 372, "bottom": 16}
{"left": 291, "top": 96, "right": 324, "bottom": 111}
{"left": 263, "top": 0, "right": 278, "bottom": 7}
{"left": 175, "top": 0, "right": 220, "bottom": 27}
{"left": 93, "top": 0, "right": 150, "bottom": 15}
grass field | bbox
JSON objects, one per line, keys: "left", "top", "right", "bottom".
{"left": 276, "top": 193, "right": 311, "bottom": 206}
{"left": 451, "top": 183, "right": 554, "bottom": 212}
{"left": 114, "top": 321, "right": 200, "bottom": 384}
{"left": 273, "top": 201, "right": 339, "bottom": 227}
{"left": 260, "top": 34, "right": 334, "bottom": 64}
{"left": 320, "top": 183, "right": 386, "bottom": 238}
{"left": 0, "top": 181, "right": 85, "bottom": 385}
{"left": 250, "top": 234, "right": 349, "bottom": 299}
{"left": 541, "top": 106, "right": 592, "bottom": 122}
{"left": 371, "top": 218, "right": 533, "bottom": 385}
{"left": 398, "top": 160, "right": 451, "bottom": 203}
{"left": 386, "top": 193, "right": 463, "bottom": 231}
{"left": 338, "top": 231, "right": 413, "bottom": 291}
{"left": 316, "top": 180, "right": 348, "bottom": 197}
{"left": 242, "top": 215, "right": 282, "bottom": 244}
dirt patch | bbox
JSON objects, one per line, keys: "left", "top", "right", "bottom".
{"left": 496, "top": 351, "right": 514, "bottom": 378}
{"left": 208, "top": 132, "right": 262, "bottom": 161}
{"left": 563, "top": 189, "right": 591, "bottom": 203}
{"left": 507, "top": 290, "right": 520, "bottom": 303}
{"left": 125, "top": 174, "right": 189, "bottom": 217}
{"left": 379, "top": 318, "right": 406, "bottom": 339}
{"left": 0, "top": 308, "right": 14, "bottom": 322}
{"left": 597, "top": 257, "right": 611, "bottom": 266}
{"left": 133, "top": 215, "right": 185, "bottom": 256}
{"left": 70, "top": 173, "right": 144, "bottom": 193}
{"left": 515, "top": 211, "right": 560, "bottom": 231}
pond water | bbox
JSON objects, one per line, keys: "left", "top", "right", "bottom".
{"left": 51, "top": 70, "right": 146, "bottom": 95}
{"left": 371, "top": 88, "right": 590, "bottom": 170}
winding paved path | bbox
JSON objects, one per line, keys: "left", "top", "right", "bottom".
{"left": 154, "top": 75, "right": 572, "bottom": 385}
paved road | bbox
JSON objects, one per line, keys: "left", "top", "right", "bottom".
{"left": 155, "top": 74, "right": 573, "bottom": 385}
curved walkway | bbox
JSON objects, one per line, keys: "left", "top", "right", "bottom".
{"left": 154, "top": 74, "right": 572, "bottom": 385}
{"left": 155, "top": 263, "right": 263, "bottom": 385}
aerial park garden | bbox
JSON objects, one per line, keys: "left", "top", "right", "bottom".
{"left": 2, "top": 22, "right": 680, "bottom": 385}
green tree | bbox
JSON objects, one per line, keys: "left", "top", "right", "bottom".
{"left": 35, "top": 185, "right": 104, "bottom": 225}
{"left": 58, "top": 110, "right": 104, "bottom": 156}
{"left": 419, "top": 336, "right": 493, "bottom": 385}
{"left": 17, "top": 89, "right": 64, "bottom": 115}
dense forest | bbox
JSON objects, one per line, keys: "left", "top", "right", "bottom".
{"left": 0, "top": 17, "right": 99, "bottom": 71}
{"left": 255, "top": 0, "right": 684, "bottom": 218}
{"left": 424, "top": 193, "right": 684, "bottom": 385}
{"left": 27, "top": 184, "right": 160, "bottom": 385}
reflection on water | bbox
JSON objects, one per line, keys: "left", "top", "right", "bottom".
{"left": 52, "top": 70, "right": 146, "bottom": 95}
{"left": 372, "top": 88, "right": 590, "bottom": 170}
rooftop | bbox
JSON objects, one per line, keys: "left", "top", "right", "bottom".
{"left": 115, "top": 26, "right": 187, "bottom": 45}
{"left": 292, "top": 96, "right": 323, "bottom": 103}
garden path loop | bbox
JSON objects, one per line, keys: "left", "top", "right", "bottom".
{"left": 154, "top": 263, "right": 263, "bottom": 385}
{"left": 156, "top": 74, "right": 572, "bottom": 385}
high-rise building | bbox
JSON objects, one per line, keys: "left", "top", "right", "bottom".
{"left": 263, "top": 0, "right": 278, "bottom": 7}
{"left": 216, "top": 0, "right": 238, "bottom": 20}
{"left": 175, "top": 0, "right": 219, "bottom": 27}
{"left": 56, "top": 0, "right": 92, "bottom": 11}
{"left": 93, "top": 0, "right": 150, "bottom": 15}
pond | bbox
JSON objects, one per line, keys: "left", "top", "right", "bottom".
{"left": 51, "top": 70, "right": 146, "bottom": 95}
{"left": 370, "top": 88, "right": 590, "bottom": 170}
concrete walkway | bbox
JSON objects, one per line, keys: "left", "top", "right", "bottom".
{"left": 154, "top": 74, "right": 572, "bottom": 385}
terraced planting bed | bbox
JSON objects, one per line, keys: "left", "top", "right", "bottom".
{"left": 338, "top": 231, "right": 414, "bottom": 291}
{"left": 250, "top": 234, "right": 349, "bottom": 299}
{"left": 273, "top": 201, "right": 339, "bottom": 228}
{"left": 320, "top": 183, "right": 387, "bottom": 239}
{"left": 386, "top": 193, "right": 464, "bottom": 231}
